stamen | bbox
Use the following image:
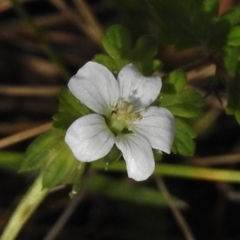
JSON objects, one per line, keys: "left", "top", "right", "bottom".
{"left": 110, "top": 100, "right": 141, "bottom": 133}
{"left": 127, "top": 104, "right": 133, "bottom": 113}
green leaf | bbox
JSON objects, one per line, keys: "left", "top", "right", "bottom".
{"left": 224, "top": 46, "right": 240, "bottom": 76}
{"left": 86, "top": 175, "right": 187, "bottom": 208}
{"left": 221, "top": 7, "right": 240, "bottom": 25}
{"left": 161, "top": 91, "right": 203, "bottom": 118}
{"left": 94, "top": 25, "right": 162, "bottom": 76}
{"left": 226, "top": 72, "right": 240, "bottom": 124}
{"left": 21, "top": 129, "right": 79, "bottom": 188}
{"left": 93, "top": 54, "right": 118, "bottom": 73}
{"left": 157, "top": 69, "right": 202, "bottom": 156}
{"left": 21, "top": 129, "right": 64, "bottom": 172}
{"left": 133, "top": 59, "right": 163, "bottom": 76}
{"left": 148, "top": 0, "right": 196, "bottom": 49}
{"left": 93, "top": 53, "right": 131, "bottom": 75}
{"left": 102, "top": 145, "right": 122, "bottom": 166}
{"left": 202, "top": 0, "right": 219, "bottom": 16}
{"left": 162, "top": 69, "right": 187, "bottom": 93}
{"left": 148, "top": 0, "right": 227, "bottom": 51}
{"left": 131, "top": 35, "right": 158, "bottom": 61}
{"left": 53, "top": 88, "right": 90, "bottom": 130}
{"left": 159, "top": 70, "right": 203, "bottom": 118}
{"left": 227, "top": 26, "right": 240, "bottom": 46}
{"left": 102, "top": 25, "right": 132, "bottom": 59}
{"left": 70, "top": 162, "right": 88, "bottom": 196}
{"left": 0, "top": 151, "right": 22, "bottom": 170}
{"left": 42, "top": 141, "right": 78, "bottom": 188}
{"left": 93, "top": 54, "right": 130, "bottom": 75}
{"left": 172, "top": 118, "right": 196, "bottom": 156}
{"left": 22, "top": 128, "right": 80, "bottom": 188}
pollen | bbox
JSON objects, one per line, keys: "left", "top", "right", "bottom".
{"left": 111, "top": 101, "right": 141, "bottom": 127}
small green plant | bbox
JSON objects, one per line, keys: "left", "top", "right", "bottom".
{"left": 3, "top": 1, "right": 240, "bottom": 239}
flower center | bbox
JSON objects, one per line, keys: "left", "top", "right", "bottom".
{"left": 108, "top": 101, "right": 141, "bottom": 134}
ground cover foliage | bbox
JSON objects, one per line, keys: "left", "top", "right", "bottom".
{"left": 1, "top": 0, "right": 240, "bottom": 239}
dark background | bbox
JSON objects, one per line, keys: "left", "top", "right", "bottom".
{"left": 1, "top": 0, "right": 240, "bottom": 239}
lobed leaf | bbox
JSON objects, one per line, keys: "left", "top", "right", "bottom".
{"left": 94, "top": 25, "right": 162, "bottom": 76}
{"left": 162, "top": 70, "right": 187, "bottom": 93}
{"left": 221, "top": 7, "right": 240, "bottom": 25}
{"left": 226, "top": 72, "right": 240, "bottom": 124}
{"left": 161, "top": 91, "right": 203, "bottom": 118}
{"left": 158, "top": 69, "right": 202, "bottom": 155}
{"left": 172, "top": 118, "right": 196, "bottom": 156}
{"left": 160, "top": 70, "right": 203, "bottom": 118}
{"left": 202, "top": 0, "right": 219, "bottom": 15}
{"left": 93, "top": 54, "right": 118, "bottom": 73}
{"left": 227, "top": 26, "right": 240, "bottom": 46}
{"left": 224, "top": 46, "right": 240, "bottom": 76}
{"left": 21, "top": 129, "right": 64, "bottom": 172}
{"left": 42, "top": 140, "right": 78, "bottom": 189}
{"left": 147, "top": 0, "right": 229, "bottom": 51}
{"left": 21, "top": 128, "right": 79, "bottom": 189}
{"left": 130, "top": 35, "right": 158, "bottom": 61}
{"left": 102, "top": 25, "right": 132, "bottom": 59}
{"left": 53, "top": 88, "right": 90, "bottom": 130}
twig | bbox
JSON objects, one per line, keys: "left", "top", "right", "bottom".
{"left": 217, "top": 182, "right": 240, "bottom": 202}
{"left": 93, "top": 161, "right": 240, "bottom": 183}
{"left": 72, "top": 0, "right": 103, "bottom": 44}
{"left": 0, "top": 174, "right": 49, "bottom": 240}
{"left": 43, "top": 163, "right": 89, "bottom": 240}
{"left": 0, "top": 0, "right": 28, "bottom": 13}
{"left": 219, "top": 0, "right": 234, "bottom": 15}
{"left": 187, "top": 153, "right": 240, "bottom": 166}
{"left": 0, "top": 86, "right": 61, "bottom": 97}
{"left": 9, "top": 0, "right": 70, "bottom": 80}
{"left": 0, "top": 122, "right": 47, "bottom": 134}
{"left": 193, "top": 107, "right": 223, "bottom": 135}
{"left": 49, "top": 0, "right": 85, "bottom": 30}
{"left": 186, "top": 64, "right": 216, "bottom": 82}
{"left": 50, "top": 0, "right": 102, "bottom": 46}
{"left": 43, "top": 190, "right": 85, "bottom": 240}
{"left": 155, "top": 176, "right": 196, "bottom": 240}
{"left": 0, "top": 122, "right": 52, "bottom": 149}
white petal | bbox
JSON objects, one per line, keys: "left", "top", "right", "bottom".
{"left": 65, "top": 114, "right": 115, "bottom": 162}
{"left": 116, "top": 134, "right": 155, "bottom": 181}
{"left": 68, "top": 62, "right": 119, "bottom": 115}
{"left": 132, "top": 106, "right": 175, "bottom": 154}
{"left": 117, "top": 64, "right": 161, "bottom": 110}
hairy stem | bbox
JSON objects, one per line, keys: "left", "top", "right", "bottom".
{"left": 0, "top": 174, "right": 49, "bottom": 240}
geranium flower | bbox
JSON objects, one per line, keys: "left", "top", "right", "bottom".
{"left": 65, "top": 61, "right": 175, "bottom": 181}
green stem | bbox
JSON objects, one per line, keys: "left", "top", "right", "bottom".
{"left": 93, "top": 161, "right": 240, "bottom": 183}
{"left": 0, "top": 174, "right": 49, "bottom": 240}
{"left": 10, "top": 0, "right": 70, "bottom": 80}
{"left": 3, "top": 151, "right": 240, "bottom": 183}
{"left": 0, "top": 151, "right": 22, "bottom": 170}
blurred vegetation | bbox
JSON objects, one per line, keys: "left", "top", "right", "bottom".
{"left": 1, "top": 0, "right": 240, "bottom": 240}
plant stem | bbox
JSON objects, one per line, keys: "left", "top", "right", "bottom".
{"left": 3, "top": 151, "right": 240, "bottom": 183}
{"left": 93, "top": 161, "right": 240, "bottom": 183}
{"left": 0, "top": 174, "right": 49, "bottom": 240}
{"left": 155, "top": 176, "right": 196, "bottom": 240}
{"left": 0, "top": 122, "right": 52, "bottom": 149}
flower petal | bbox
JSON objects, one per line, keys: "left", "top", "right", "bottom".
{"left": 117, "top": 64, "right": 161, "bottom": 110}
{"left": 116, "top": 134, "right": 154, "bottom": 181}
{"left": 68, "top": 62, "right": 119, "bottom": 115}
{"left": 65, "top": 114, "right": 115, "bottom": 162}
{"left": 132, "top": 106, "right": 175, "bottom": 154}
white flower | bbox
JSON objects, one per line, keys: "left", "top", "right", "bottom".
{"left": 65, "top": 61, "right": 175, "bottom": 181}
